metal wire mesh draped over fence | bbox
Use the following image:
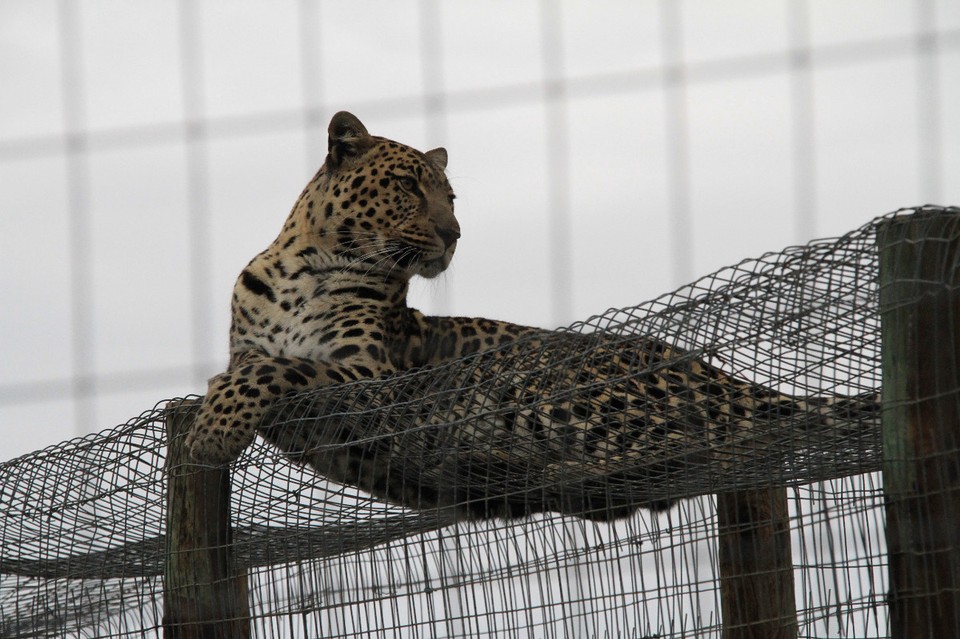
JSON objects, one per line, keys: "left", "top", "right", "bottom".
{"left": 1, "top": 205, "right": 958, "bottom": 638}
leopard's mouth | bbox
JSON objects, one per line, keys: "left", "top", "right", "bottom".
{"left": 387, "top": 240, "right": 452, "bottom": 278}
{"left": 392, "top": 245, "right": 422, "bottom": 269}
{"left": 418, "top": 245, "right": 455, "bottom": 278}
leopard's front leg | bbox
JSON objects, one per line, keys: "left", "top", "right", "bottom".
{"left": 187, "top": 351, "right": 383, "bottom": 464}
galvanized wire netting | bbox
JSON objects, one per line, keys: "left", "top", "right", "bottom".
{"left": 1, "top": 206, "right": 957, "bottom": 638}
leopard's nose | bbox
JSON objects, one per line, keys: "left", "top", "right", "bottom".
{"left": 436, "top": 226, "right": 460, "bottom": 249}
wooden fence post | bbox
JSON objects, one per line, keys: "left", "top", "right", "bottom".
{"left": 878, "top": 212, "right": 960, "bottom": 637}
{"left": 162, "top": 399, "right": 250, "bottom": 638}
{"left": 717, "top": 488, "right": 797, "bottom": 638}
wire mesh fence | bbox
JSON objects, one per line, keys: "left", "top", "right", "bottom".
{"left": 1, "top": 205, "right": 958, "bottom": 637}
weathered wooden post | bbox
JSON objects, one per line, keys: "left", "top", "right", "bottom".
{"left": 163, "top": 399, "right": 250, "bottom": 638}
{"left": 717, "top": 488, "right": 797, "bottom": 639}
{"left": 878, "top": 211, "right": 960, "bottom": 637}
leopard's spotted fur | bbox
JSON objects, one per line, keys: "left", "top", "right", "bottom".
{"left": 187, "top": 112, "right": 877, "bottom": 521}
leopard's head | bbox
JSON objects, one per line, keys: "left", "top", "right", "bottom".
{"left": 291, "top": 111, "right": 459, "bottom": 280}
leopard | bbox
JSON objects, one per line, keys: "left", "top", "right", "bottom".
{"left": 186, "top": 111, "right": 879, "bottom": 521}
{"left": 186, "top": 111, "right": 543, "bottom": 464}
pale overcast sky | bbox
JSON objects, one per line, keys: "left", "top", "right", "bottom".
{"left": 1, "top": 0, "right": 958, "bottom": 462}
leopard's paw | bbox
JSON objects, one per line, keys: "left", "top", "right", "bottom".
{"left": 185, "top": 371, "right": 264, "bottom": 464}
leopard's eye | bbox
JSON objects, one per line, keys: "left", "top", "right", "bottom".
{"left": 397, "top": 175, "right": 417, "bottom": 191}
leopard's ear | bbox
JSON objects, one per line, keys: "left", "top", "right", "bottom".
{"left": 327, "top": 111, "right": 372, "bottom": 167}
{"left": 424, "top": 147, "right": 448, "bottom": 171}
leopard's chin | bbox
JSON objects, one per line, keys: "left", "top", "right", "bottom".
{"left": 417, "top": 248, "right": 454, "bottom": 279}
{"left": 418, "top": 256, "right": 450, "bottom": 279}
